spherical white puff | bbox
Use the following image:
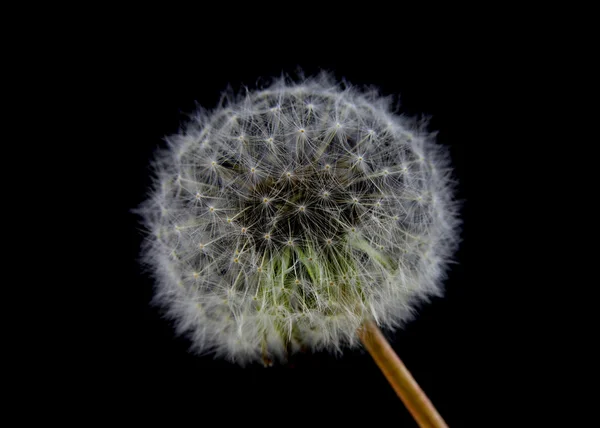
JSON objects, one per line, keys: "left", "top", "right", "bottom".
{"left": 137, "top": 73, "right": 461, "bottom": 365}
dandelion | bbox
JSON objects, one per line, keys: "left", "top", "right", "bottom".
{"left": 137, "top": 73, "right": 460, "bottom": 426}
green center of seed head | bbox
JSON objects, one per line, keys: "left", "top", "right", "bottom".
{"left": 239, "top": 165, "right": 397, "bottom": 313}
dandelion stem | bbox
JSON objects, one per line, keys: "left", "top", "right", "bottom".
{"left": 358, "top": 320, "right": 448, "bottom": 428}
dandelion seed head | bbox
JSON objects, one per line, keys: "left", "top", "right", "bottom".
{"left": 137, "top": 73, "right": 460, "bottom": 365}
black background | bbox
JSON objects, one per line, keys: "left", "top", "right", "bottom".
{"left": 86, "top": 32, "right": 519, "bottom": 426}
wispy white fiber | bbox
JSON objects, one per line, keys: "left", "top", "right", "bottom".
{"left": 137, "top": 73, "right": 461, "bottom": 365}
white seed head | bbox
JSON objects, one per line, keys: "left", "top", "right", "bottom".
{"left": 137, "top": 74, "right": 460, "bottom": 365}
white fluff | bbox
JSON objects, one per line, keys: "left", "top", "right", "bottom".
{"left": 137, "top": 73, "right": 460, "bottom": 365}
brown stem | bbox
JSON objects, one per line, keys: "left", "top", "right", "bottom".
{"left": 358, "top": 320, "right": 448, "bottom": 428}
